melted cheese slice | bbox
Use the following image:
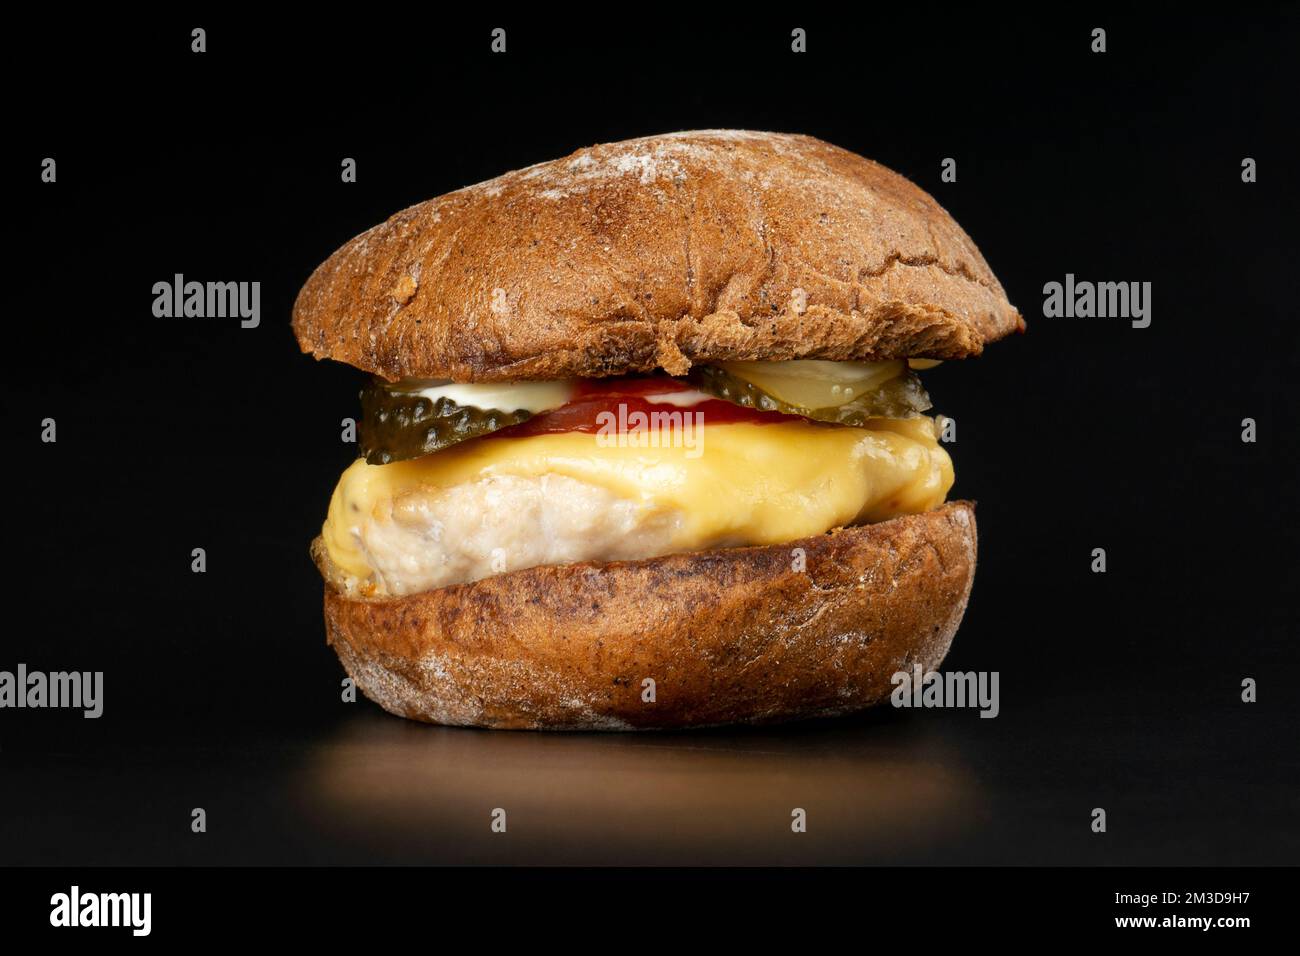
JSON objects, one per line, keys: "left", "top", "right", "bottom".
{"left": 322, "top": 417, "right": 953, "bottom": 587}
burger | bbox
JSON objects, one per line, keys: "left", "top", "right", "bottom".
{"left": 292, "top": 131, "right": 1023, "bottom": 730}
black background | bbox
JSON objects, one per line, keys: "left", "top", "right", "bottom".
{"left": 4, "top": 10, "right": 1298, "bottom": 871}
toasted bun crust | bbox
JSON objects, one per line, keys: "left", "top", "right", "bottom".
{"left": 320, "top": 501, "right": 977, "bottom": 730}
{"left": 293, "top": 131, "right": 1022, "bottom": 382}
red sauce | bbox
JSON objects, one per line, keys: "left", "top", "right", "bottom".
{"left": 492, "top": 376, "right": 806, "bottom": 438}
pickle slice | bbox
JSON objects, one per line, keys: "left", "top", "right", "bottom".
{"left": 688, "top": 364, "right": 932, "bottom": 425}
{"left": 719, "top": 358, "right": 907, "bottom": 409}
{"left": 359, "top": 380, "right": 534, "bottom": 464}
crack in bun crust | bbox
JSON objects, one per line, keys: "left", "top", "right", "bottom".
{"left": 321, "top": 501, "right": 978, "bottom": 730}
{"left": 292, "top": 131, "right": 1023, "bottom": 381}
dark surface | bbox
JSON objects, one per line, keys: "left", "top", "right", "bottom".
{"left": 4, "top": 11, "right": 1298, "bottom": 866}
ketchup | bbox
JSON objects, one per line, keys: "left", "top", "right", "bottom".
{"left": 493, "top": 376, "right": 805, "bottom": 438}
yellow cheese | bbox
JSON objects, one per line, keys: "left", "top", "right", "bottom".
{"left": 322, "top": 416, "right": 953, "bottom": 584}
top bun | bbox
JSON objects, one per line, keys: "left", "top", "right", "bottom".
{"left": 292, "top": 131, "right": 1023, "bottom": 382}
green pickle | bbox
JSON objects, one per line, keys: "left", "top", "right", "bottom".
{"left": 687, "top": 365, "right": 932, "bottom": 425}
{"left": 360, "top": 364, "right": 933, "bottom": 465}
{"left": 359, "top": 380, "right": 533, "bottom": 464}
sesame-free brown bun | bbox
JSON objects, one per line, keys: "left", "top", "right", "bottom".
{"left": 292, "top": 131, "right": 1022, "bottom": 382}
{"left": 319, "top": 501, "right": 977, "bottom": 730}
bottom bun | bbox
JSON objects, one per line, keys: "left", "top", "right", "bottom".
{"left": 320, "top": 500, "right": 977, "bottom": 730}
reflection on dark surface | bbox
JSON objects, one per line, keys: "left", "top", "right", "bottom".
{"left": 5, "top": 689, "right": 1296, "bottom": 865}
{"left": 297, "top": 711, "right": 983, "bottom": 865}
